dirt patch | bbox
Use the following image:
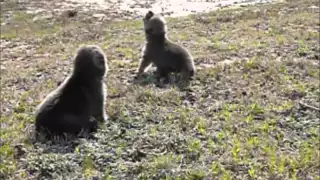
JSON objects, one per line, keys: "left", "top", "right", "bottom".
{"left": 1, "top": 0, "right": 278, "bottom": 26}
{"left": 68, "top": 0, "right": 275, "bottom": 17}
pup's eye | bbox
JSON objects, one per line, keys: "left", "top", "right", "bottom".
{"left": 145, "top": 29, "right": 152, "bottom": 34}
{"left": 96, "top": 53, "right": 104, "bottom": 60}
{"left": 95, "top": 54, "right": 105, "bottom": 66}
{"left": 99, "top": 58, "right": 105, "bottom": 65}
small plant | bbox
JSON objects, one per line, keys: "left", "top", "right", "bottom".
{"left": 244, "top": 56, "right": 258, "bottom": 70}
{"left": 246, "top": 136, "right": 259, "bottom": 148}
{"left": 207, "top": 138, "right": 215, "bottom": 153}
{"left": 299, "top": 142, "right": 313, "bottom": 167}
{"left": 210, "top": 161, "right": 219, "bottom": 175}
{"left": 278, "top": 156, "right": 285, "bottom": 174}
{"left": 217, "top": 132, "right": 224, "bottom": 142}
{"left": 293, "top": 83, "right": 306, "bottom": 93}
{"left": 151, "top": 153, "right": 176, "bottom": 169}
{"left": 231, "top": 137, "right": 241, "bottom": 162}
{"left": 221, "top": 168, "right": 231, "bottom": 180}
{"left": 275, "top": 34, "right": 286, "bottom": 45}
{"left": 178, "top": 108, "right": 190, "bottom": 128}
{"left": 0, "top": 144, "right": 15, "bottom": 178}
{"left": 249, "top": 103, "right": 264, "bottom": 116}
{"left": 212, "top": 39, "right": 221, "bottom": 49}
{"left": 82, "top": 155, "right": 95, "bottom": 177}
{"left": 296, "top": 40, "right": 310, "bottom": 56}
{"left": 115, "top": 47, "right": 134, "bottom": 59}
{"left": 148, "top": 126, "right": 158, "bottom": 137}
{"left": 187, "top": 138, "right": 201, "bottom": 153}
{"left": 186, "top": 168, "right": 206, "bottom": 180}
{"left": 244, "top": 114, "right": 253, "bottom": 124}
{"left": 248, "top": 165, "right": 256, "bottom": 178}
{"left": 242, "top": 73, "right": 248, "bottom": 79}
{"left": 195, "top": 117, "right": 207, "bottom": 135}
{"left": 104, "top": 168, "right": 112, "bottom": 180}
{"left": 263, "top": 145, "right": 277, "bottom": 174}
{"left": 260, "top": 120, "right": 270, "bottom": 133}
{"left": 279, "top": 65, "right": 287, "bottom": 74}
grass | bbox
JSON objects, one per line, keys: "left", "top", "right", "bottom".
{"left": 1, "top": 0, "right": 319, "bottom": 179}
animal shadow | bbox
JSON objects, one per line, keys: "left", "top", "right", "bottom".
{"left": 28, "top": 127, "right": 99, "bottom": 154}
{"left": 131, "top": 71, "right": 192, "bottom": 90}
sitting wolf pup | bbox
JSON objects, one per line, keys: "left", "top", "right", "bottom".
{"left": 137, "top": 11, "right": 195, "bottom": 83}
{"left": 34, "top": 45, "right": 108, "bottom": 138}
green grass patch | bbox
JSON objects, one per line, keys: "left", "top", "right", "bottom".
{"left": 1, "top": 0, "right": 319, "bottom": 179}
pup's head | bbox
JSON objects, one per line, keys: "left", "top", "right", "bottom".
{"left": 143, "top": 11, "right": 167, "bottom": 38}
{"left": 73, "top": 45, "right": 108, "bottom": 78}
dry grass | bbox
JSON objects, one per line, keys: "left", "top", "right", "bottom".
{"left": 1, "top": 0, "right": 319, "bottom": 179}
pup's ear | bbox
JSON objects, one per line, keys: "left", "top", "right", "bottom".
{"left": 144, "top": 10, "right": 154, "bottom": 20}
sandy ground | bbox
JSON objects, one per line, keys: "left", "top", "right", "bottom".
{"left": 0, "top": 0, "right": 277, "bottom": 24}
{"left": 67, "top": 0, "right": 274, "bottom": 17}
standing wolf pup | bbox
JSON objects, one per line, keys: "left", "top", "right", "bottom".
{"left": 137, "top": 11, "right": 195, "bottom": 83}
